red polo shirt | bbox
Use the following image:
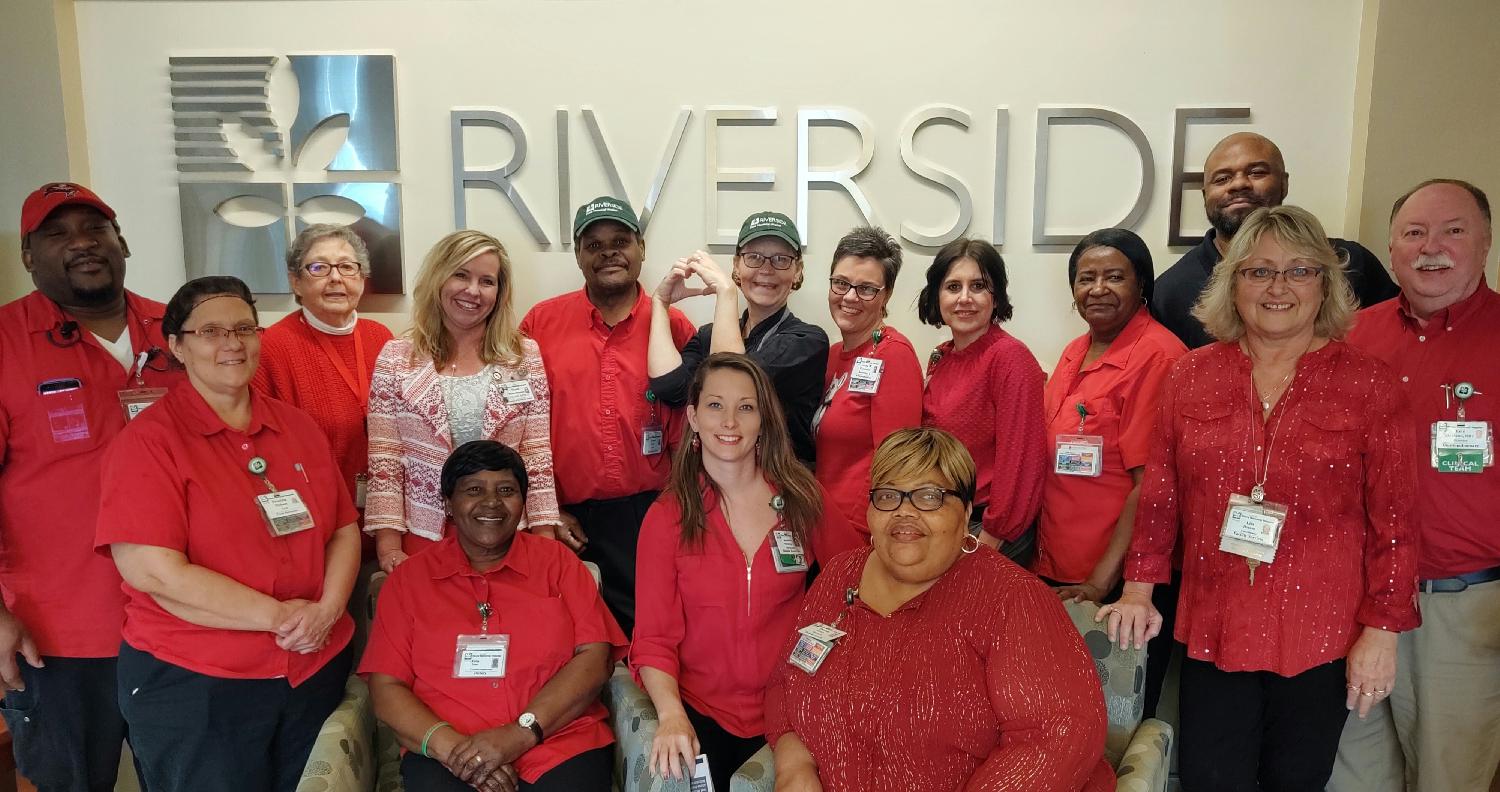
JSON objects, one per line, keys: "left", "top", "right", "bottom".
{"left": 1037, "top": 311, "right": 1185, "bottom": 583}
{"left": 358, "top": 531, "right": 626, "bottom": 783}
{"left": 520, "top": 287, "right": 695, "bottom": 505}
{"left": 631, "top": 485, "right": 843, "bottom": 738}
{"left": 812, "top": 326, "right": 923, "bottom": 549}
{"left": 1348, "top": 287, "right": 1500, "bottom": 579}
{"left": 0, "top": 290, "right": 180, "bottom": 657}
{"left": 95, "top": 383, "right": 356, "bottom": 685}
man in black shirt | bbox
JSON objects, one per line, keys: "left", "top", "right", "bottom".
{"left": 1152, "top": 132, "right": 1399, "bottom": 348}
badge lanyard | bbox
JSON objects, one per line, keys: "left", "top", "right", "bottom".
{"left": 308, "top": 322, "right": 369, "bottom": 405}
{"left": 747, "top": 311, "right": 791, "bottom": 354}
{"left": 1219, "top": 386, "right": 1296, "bottom": 585}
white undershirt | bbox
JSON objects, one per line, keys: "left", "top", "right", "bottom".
{"left": 301, "top": 307, "right": 358, "bottom": 336}
{"left": 92, "top": 329, "right": 134, "bottom": 373}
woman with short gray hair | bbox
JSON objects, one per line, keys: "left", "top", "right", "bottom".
{"left": 1101, "top": 205, "right": 1420, "bottom": 790}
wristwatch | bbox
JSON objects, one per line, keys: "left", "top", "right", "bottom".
{"left": 518, "top": 712, "right": 544, "bottom": 743}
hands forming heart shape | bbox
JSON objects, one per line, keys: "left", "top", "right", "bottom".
{"left": 655, "top": 250, "right": 734, "bottom": 304}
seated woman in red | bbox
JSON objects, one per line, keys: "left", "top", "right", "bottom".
{"left": 632, "top": 352, "right": 844, "bottom": 792}
{"left": 765, "top": 427, "right": 1115, "bottom": 792}
{"left": 360, "top": 440, "right": 626, "bottom": 791}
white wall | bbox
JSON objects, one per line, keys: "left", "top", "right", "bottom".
{"left": 72, "top": 0, "right": 1368, "bottom": 370}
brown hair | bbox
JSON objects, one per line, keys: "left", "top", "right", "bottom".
{"left": 667, "top": 353, "right": 822, "bottom": 547}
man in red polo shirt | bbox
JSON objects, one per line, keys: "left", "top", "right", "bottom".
{"left": 0, "top": 183, "right": 181, "bottom": 790}
{"left": 1332, "top": 179, "right": 1500, "bottom": 792}
{"left": 520, "top": 197, "right": 694, "bottom": 637}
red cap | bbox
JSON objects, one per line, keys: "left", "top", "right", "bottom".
{"left": 20, "top": 182, "right": 116, "bottom": 236}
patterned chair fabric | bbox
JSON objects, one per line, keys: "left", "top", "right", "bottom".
{"left": 297, "top": 675, "right": 377, "bottom": 792}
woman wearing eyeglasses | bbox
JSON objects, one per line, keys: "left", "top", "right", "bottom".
{"left": 365, "top": 231, "right": 561, "bottom": 573}
{"left": 1101, "top": 206, "right": 1419, "bottom": 791}
{"left": 648, "top": 211, "right": 828, "bottom": 466}
{"left": 97, "top": 276, "right": 360, "bottom": 792}
{"left": 809, "top": 227, "right": 922, "bottom": 559}
{"left": 764, "top": 427, "right": 1114, "bottom": 792}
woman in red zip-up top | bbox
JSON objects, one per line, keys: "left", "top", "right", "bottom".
{"left": 631, "top": 352, "right": 842, "bottom": 792}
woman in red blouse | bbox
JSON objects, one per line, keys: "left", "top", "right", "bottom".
{"left": 632, "top": 352, "right": 840, "bottom": 792}
{"left": 919, "top": 238, "right": 1047, "bottom": 564}
{"left": 360, "top": 441, "right": 625, "bottom": 791}
{"left": 765, "top": 427, "right": 1114, "bottom": 792}
{"left": 1102, "top": 206, "right": 1420, "bottom": 791}
{"left": 1038, "top": 229, "right": 1185, "bottom": 601}
{"left": 811, "top": 226, "right": 923, "bottom": 557}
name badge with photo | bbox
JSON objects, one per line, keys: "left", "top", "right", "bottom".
{"left": 1218, "top": 493, "right": 1287, "bottom": 563}
{"left": 770, "top": 529, "right": 808, "bottom": 573}
{"left": 1053, "top": 434, "right": 1104, "bottom": 477}
{"left": 256, "top": 489, "right": 316, "bottom": 537}
{"left": 453, "top": 633, "right": 509, "bottom": 678}
{"left": 788, "top": 622, "right": 845, "bottom": 674}
{"left": 848, "top": 357, "right": 884, "bottom": 394}
{"left": 641, "top": 424, "right": 664, "bottom": 456}
{"left": 1431, "top": 420, "right": 1492, "bottom": 473}
{"left": 500, "top": 378, "right": 537, "bottom": 405}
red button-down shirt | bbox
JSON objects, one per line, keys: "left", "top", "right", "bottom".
{"left": 0, "top": 290, "right": 181, "bottom": 657}
{"left": 631, "top": 485, "right": 842, "bottom": 738}
{"left": 922, "top": 325, "right": 1047, "bottom": 542}
{"left": 1125, "top": 341, "right": 1420, "bottom": 675}
{"left": 812, "top": 327, "right": 923, "bottom": 549}
{"left": 96, "top": 383, "right": 356, "bottom": 685}
{"left": 521, "top": 287, "right": 695, "bottom": 505}
{"left": 764, "top": 548, "right": 1115, "bottom": 792}
{"left": 1037, "top": 311, "right": 1185, "bottom": 583}
{"left": 358, "top": 530, "right": 626, "bottom": 783}
{"left": 1347, "top": 286, "right": 1500, "bottom": 579}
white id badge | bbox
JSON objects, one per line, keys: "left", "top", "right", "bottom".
{"left": 1218, "top": 493, "right": 1287, "bottom": 564}
{"left": 1054, "top": 434, "right": 1104, "bottom": 477}
{"left": 641, "top": 424, "right": 664, "bottom": 456}
{"left": 690, "top": 754, "right": 715, "bottom": 792}
{"left": 770, "top": 529, "right": 809, "bottom": 573}
{"left": 789, "top": 632, "right": 835, "bottom": 674}
{"left": 1431, "top": 420, "right": 1493, "bottom": 473}
{"left": 453, "top": 633, "right": 509, "bottom": 678}
{"left": 848, "top": 357, "right": 884, "bottom": 394}
{"left": 500, "top": 379, "right": 537, "bottom": 405}
{"left": 117, "top": 387, "right": 167, "bottom": 421}
{"left": 797, "top": 622, "right": 847, "bottom": 642}
{"left": 256, "top": 490, "right": 316, "bottom": 537}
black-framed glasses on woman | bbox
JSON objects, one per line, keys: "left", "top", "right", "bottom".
{"left": 739, "top": 251, "right": 799, "bottom": 271}
{"left": 869, "top": 486, "right": 962, "bottom": 512}
{"left": 829, "top": 277, "right": 885, "bottom": 301}
{"left": 1235, "top": 265, "right": 1323, "bottom": 286}
{"left": 302, "top": 260, "right": 364, "bottom": 278}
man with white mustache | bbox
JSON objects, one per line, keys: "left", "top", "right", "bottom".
{"left": 1152, "top": 132, "right": 1399, "bottom": 349}
{"left": 1332, "top": 178, "right": 1500, "bottom": 792}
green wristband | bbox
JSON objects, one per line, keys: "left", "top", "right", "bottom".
{"left": 420, "top": 721, "right": 451, "bottom": 757}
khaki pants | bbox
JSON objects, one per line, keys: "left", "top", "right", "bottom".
{"left": 1330, "top": 578, "right": 1500, "bottom": 792}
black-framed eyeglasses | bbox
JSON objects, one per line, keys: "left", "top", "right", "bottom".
{"left": 869, "top": 487, "right": 962, "bottom": 512}
{"left": 1235, "top": 265, "right": 1323, "bottom": 286}
{"left": 829, "top": 277, "right": 885, "bottom": 301}
{"left": 302, "top": 260, "right": 364, "bottom": 278}
{"left": 739, "top": 251, "right": 799, "bottom": 271}
{"left": 180, "top": 325, "right": 265, "bottom": 342}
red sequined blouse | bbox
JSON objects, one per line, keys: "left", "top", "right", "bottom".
{"left": 1125, "top": 340, "right": 1420, "bottom": 676}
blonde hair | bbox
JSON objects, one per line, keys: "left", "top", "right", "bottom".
{"left": 869, "top": 428, "right": 977, "bottom": 505}
{"left": 1191, "top": 205, "right": 1357, "bottom": 342}
{"left": 408, "top": 230, "right": 525, "bottom": 367}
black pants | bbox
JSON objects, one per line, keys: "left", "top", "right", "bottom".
{"left": 0, "top": 655, "right": 133, "bottom": 792}
{"left": 684, "top": 702, "right": 764, "bottom": 792}
{"left": 1178, "top": 656, "right": 1350, "bottom": 792}
{"left": 400, "top": 745, "right": 612, "bottom": 791}
{"left": 571, "top": 489, "right": 658, "bottom": 638}
{"left": 1142, "top": 570, "right": 1181, "bottom": 718}
{"left": 118, "top": 642, "right": 352, "bottom": 792}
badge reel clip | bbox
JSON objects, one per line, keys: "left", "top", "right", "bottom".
{"left": 454, "top": 601, "right": 510, "bottom": 679}
{"left": 641, "top": 390, "right": 664, "bottom": 457}
{"left": 249, "top": 456, "right": 316, "bottom": 538}
{"left": 1432, "top": 382, "right": 1493, "bottom": 473}
{"left": 789, "top": 588, "right": 854, "bottom": 674}
{"left": 1054, "top": 403, "right": 1103, "bottom": 477}
{"left": 117, "top": 349, "right": 168, "bottom": 421}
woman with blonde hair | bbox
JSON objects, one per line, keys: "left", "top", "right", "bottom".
{"left": 366, "top": 230, "right": 560, "bottom": 570}
{"left": 1102, "top": 205, "right": 1419, "bottom": 791}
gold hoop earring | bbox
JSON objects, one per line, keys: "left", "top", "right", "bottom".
{"left": 961, "top": 534, "right": 980, "bottom": 554}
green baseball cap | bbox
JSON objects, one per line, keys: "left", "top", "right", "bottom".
{"left": 573, "top": 196, "right": 641, "bottom": 239}
{"left": 737, "top": 211, "right": 802, "bottom": 250}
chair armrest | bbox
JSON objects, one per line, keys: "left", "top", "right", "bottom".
{"left": 604, "top": 665, "right": 682, "bottom": 792}
{"left": 297, "top": 675, "right": 376, "bottom": 792}
{"left": 730, "top": 743, "right": 776, "bottom": 792}
{"left": 1114, "top": 717, "right": 1174, "bottom": 792}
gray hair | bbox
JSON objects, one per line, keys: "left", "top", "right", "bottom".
{"left": 286, "top": 224, "right": 371, "bottom": 275}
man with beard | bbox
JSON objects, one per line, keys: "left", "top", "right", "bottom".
{"left": 0, "top": 183, "right": 181, "bottom": 790}
{"left": 1152, "top": 132, "right": 1399, "bottom": 348}
{"left": 1332, "top": 179, "right": 1500, "bottom": 792}
{"left": 520, "top": 197, "right": 695, "bottom": 636}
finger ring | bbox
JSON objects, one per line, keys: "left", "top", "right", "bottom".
{"left": 1347, "top": 684, "right": 1359, "bottom": 691}
{"left": 1361, "top": 691, "right": 1374, "bottom": 697}
{"left": 471, "top": 755, "right": 483, "bottom": 764}
{"left": 1374, "top": 688, "right": 1388, "bottom": 694}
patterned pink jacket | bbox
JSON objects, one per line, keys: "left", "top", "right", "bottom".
{"left": 364, "top": 337, "right": 560, "bottom": 540}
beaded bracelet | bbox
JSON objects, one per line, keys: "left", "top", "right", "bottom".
{"left": 420, "top": 721, "right": 452, "bottom": 757}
